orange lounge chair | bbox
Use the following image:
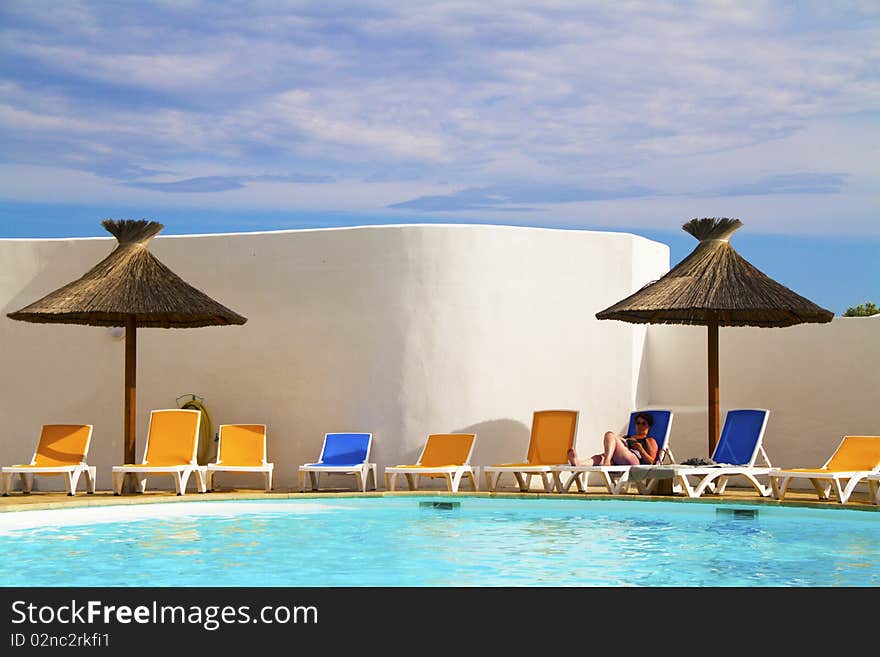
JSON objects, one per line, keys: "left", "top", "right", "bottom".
{"left": 206, "top": 424, "right": 274, "bottom": 492}
{"left": 384, "top": 433, "right": 477, "bottom": 492}
{"left": 769, "top": 435, "right": 880, "bottom": 504}
{"left": 111, "top": 409, "right": 206, "bottom": 495}
{"left": 2, "top": 424, "right": 96, "bottom": 496}
{"left": 484, "top": 410, "right": 579, "bottom": 492}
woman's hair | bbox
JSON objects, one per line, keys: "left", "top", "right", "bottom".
{"left": 634, "top": 412, "right": 654, "bottom": 428}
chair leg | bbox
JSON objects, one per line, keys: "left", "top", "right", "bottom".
{"left": 385, "top": 472, "right": 397, "bottom": 492}
{"left": 566, "top": 471, "right": 586, "bottom": 494}
{"left": 769, "top": 475, "right": 783, "bottom": 499}
{"left": 775, "top": 475, "right": 794, "bottom": 500}
{"left": 466, "top": 470, "right": 478, "bottom": 491}
{"left": 678, "top": 474, "right": 698, "bottom": 498}
{"left": 743, "top": 473, "right": 770, "bottom": 497}
{"left": 66, "top": 471, "right": 78, "bottom": 496}
{"left": 21, "top": 473, "right": 33, "bottom": 494}
{"left": 810, "top": 478, "right": 831, "bottom": 500}
{"left": 173, "top": 471, "right": 186, "bottom": 495}
{"left": 264, "top": 471, "right": 272, "bottom": 492}
{"left": 371, "top": 464, "right": 378, "bottom": 490}
{"left": 195, "top": 469, "right": 206, "bottom": 494}
{"left": 1, "top": 472, "right": 12, "bottom": 496}
{"left": 112, "top": 471, "right": 123, "bottom": 495}
{"left": 87, "top": 466, "right": 96, "bottom": 494}
{"left": 485, "top": 470, "right": 499, "bottom": 491}
{"left": 838, "top": 477, "right": 864, "bottom": 504}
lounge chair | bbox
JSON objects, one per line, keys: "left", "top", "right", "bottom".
{"left": 550, "top": 410, "right": 674, "bottom": 494}
{"left": 206, "top": 424, "right": 274, "bottom": 492}
{"left": 111, "top": 408, "right": 206, "bottom": 495}
{"left": 630, "top": 408, "right": 771, "bottom": 498}
{"left": 768, "top": 435, "right": 880, "bottom": 504}
{"left": 298, "top": 432, "right": 376, "bottom": 492}
{"left": 483, "top": 410, "right": 579, "bottom": 493}
{"left": 385, "top": 433, "right": 477, "bottom": 493}
{"left": 1, "top": 424, "right": 96, "bottom": 496}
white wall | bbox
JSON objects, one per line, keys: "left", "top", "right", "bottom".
{"left": 0, "top": 224, "right": 669, "bottom": 491}
{"left": 642, "top": 319, "right": 880, "bottom": 470}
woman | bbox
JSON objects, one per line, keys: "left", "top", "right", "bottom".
{"left": 568, "top": 412, "right": 658, "bottom": 466}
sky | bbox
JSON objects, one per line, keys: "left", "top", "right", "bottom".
{"left": 0, "top": 1, "right": 877, "bottom": 314}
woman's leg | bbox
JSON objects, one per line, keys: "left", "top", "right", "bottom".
{"left": 570, "top": 433, "right": 639, "bottom": 467}
{"left": 602, "top": 432, "right": 639, "bottom": 466}
{"left": 567, "top": 448, "right": 594, "bottom": 466}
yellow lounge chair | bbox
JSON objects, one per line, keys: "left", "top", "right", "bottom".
{"left": 769, "top": 435, "right": 880, "bottom": 504}
{"left": 484, "top": 410, "right": 579, "bottom": 492}
{"left": 206, "top": 424, "right": 274, "bottom": 492}
{"left": 111, "top": 409, "right": 206, "bottom": 495}
{"left": 384, "top": 433, "right": 477, "bottom": 493}
{"left": 1, "top": 424, "right": 96, "bottom": 496}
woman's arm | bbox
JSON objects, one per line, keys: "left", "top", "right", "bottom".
{"left": 629, "top": 438, "right": 658, "bottom": 463}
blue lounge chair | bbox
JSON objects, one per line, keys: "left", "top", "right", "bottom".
{"left": 551, "top": 409, "right": 674, "bottom": 494}
{"left": 298, "top": 432, "right": 376, "bottom": 492}
{"left": 640, "top": 408, "right": 771, "bottom": 498}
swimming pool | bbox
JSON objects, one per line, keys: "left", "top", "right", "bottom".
{"left": 1, "top": 496, "right": 877, "bottom": 587}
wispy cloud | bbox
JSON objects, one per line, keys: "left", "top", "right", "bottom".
{"left": 124, "top": 173, "right": 335, "bottom": 193}
{"left": 705, "top": 173, "right": 848, "bottom": 197}
{"left": 391, "top": 183, "right": 657, "bottom": 211}
{"left": 0, "top": 1, "right": 876, "bottom": 231}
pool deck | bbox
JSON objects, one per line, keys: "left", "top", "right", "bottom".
{"left": 1, "top": 485, "right": 878, "bottom": 513}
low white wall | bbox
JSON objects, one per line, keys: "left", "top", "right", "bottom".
{"left": 641, "top": 318, "right": 880, "bottom": 472}
{"left": 0, "top": 224, "right": 669, "bottom": 491}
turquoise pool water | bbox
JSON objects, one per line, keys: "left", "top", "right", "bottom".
{"left": 0, "top": 497, "right": 877, "bottom": 586}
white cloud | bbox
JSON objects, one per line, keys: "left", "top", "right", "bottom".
{"left": 0, "top": 1, "right": 877, "bottom": 234}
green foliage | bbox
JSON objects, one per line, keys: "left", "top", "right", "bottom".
{"left": 843, "top": 301, "right": 879, "bottom": 317}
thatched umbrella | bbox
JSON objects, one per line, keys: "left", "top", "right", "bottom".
{"left": 596, "top": 217, "right": 833, "bottom": 454}
{"left": 7, "top": 220, "right": 247, "bottom": 483}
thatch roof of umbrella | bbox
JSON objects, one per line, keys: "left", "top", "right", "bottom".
{"left": 596, "top": 217, "right": 833, "bottom": 328}
{"left": 8, "top": 219, "right": 247, "bottom": 328}
{"left": 596, "top": 217, "right": 833, "bottom": 454}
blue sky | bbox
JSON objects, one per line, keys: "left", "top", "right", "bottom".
{"left": 1, "top": 1, "right": 877, "bottom": 314}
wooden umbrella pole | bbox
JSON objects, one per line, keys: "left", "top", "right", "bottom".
{"left": 124, "top": 316, "right": 137, "bottom": 491}
{"left": 708, "top": 316, "right": 720, "bottom": 455}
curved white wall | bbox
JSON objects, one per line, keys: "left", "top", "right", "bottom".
{"left": 0, "top": 224, "right": 669, "bottom": 491}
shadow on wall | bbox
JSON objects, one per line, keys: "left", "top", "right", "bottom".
{"left": 454, "top": 418, "right": 531, "bottom": 468}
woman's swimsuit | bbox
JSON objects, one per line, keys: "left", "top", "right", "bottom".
{"left": 626, "top": 437, "right": 654, "bottom": 464}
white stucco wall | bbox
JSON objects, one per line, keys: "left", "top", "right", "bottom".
{"left": 641, "top": 318, "right": 880, "bottom": 470}
{"left": 0, "top": 224, "right": 669, "bottom": 492}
